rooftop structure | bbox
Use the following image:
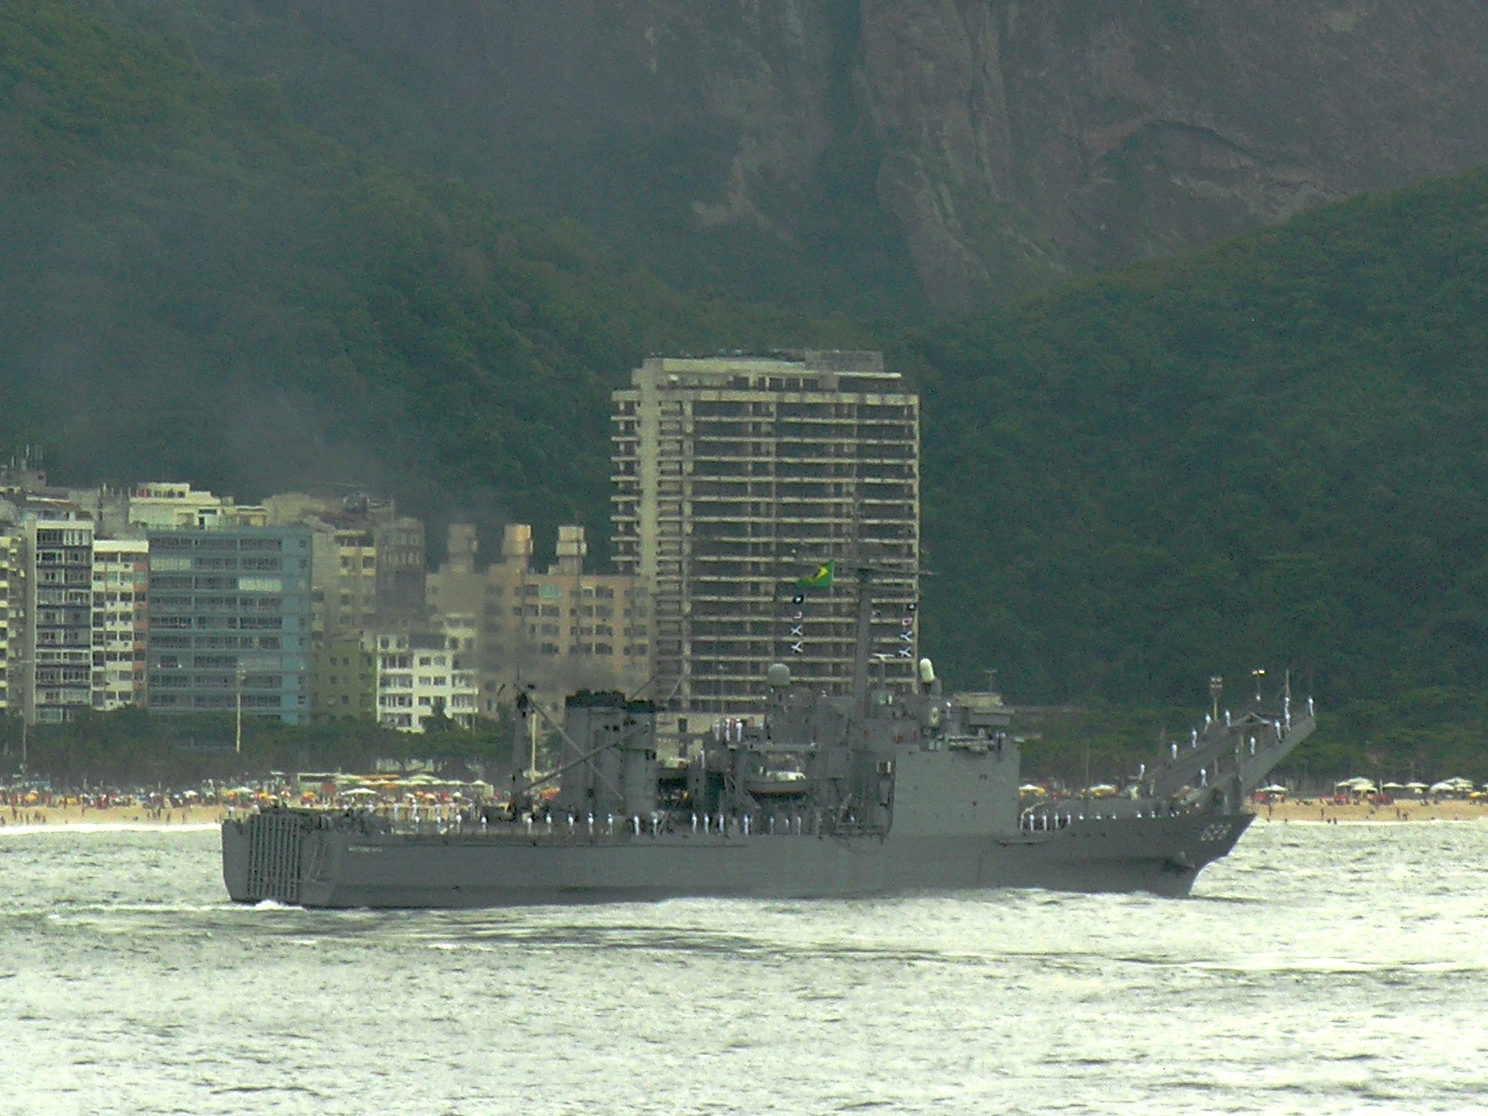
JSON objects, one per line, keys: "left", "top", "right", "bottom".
{"left": 128, "top": 482, "right": 267, "bottom": 530}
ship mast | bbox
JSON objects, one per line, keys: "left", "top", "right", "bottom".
{"left": 850, "top": 562, "right": 875, "bottom": 716}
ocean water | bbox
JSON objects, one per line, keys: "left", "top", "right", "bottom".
{"left": 1, "top": 821, "right": 1485, "bottom": 1115}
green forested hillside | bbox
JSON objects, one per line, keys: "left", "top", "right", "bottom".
{"left": 0, "top": 0, "right": 854, "bottom": 553}
{"left": 907, "top": 173, "right": 1488, "bottom": 776}
{"left": 62, "top": 0, "right": 926, "bottom": 321}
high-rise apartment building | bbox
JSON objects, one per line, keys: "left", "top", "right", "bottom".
{"left": 0, "top": 528, "right": 23, "bottom": 717}
{"left": 91, "top": 539, "right": 150, "bottom": 710}
{"left": 22, "top": 511, "right": 95, "bottom": 722}
{"left": 145, "top": 526, "right": 313, "bottom": 723}
{"left": 611, "top": 351, "right": 919, "bottom": 718}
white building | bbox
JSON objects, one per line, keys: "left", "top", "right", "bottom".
{"left": 374, "top": 617, "right": 479, "bottom": 732}
{"left": 128, "top": 482, "right": 267, "bottom": 531}
{"left": 91, "top": 538, "right": 149, "bottom": 710}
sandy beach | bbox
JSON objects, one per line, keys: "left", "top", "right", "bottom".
{"left": 0, "top": 804, "right": 228, "bottom": 829}
{"left": 1255, "top": 798, "right": 1488, "bottom": 823}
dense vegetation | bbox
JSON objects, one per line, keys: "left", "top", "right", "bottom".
{"left": 907, "top": 174, "right": 1488, "bottom": 780}
{"left": 0, "top": 707, "right": 524, "bottom": 787}
{"left": 0, "top": 0, "right": 857, "bottom": 554}
{"left": 64, "top": 0, "right": 926, "bottom": 321}
{"left": 4, "top": 3, "right": 1488, "bottom": 782}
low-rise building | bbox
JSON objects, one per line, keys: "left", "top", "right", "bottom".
{"left": 373, "top": 616, "right": 478, "bottom": 732}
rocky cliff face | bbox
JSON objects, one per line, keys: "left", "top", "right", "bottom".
{"left": 78, "top": 0, "right": 1488, "bottom": 314}
{"left": 678, "top": 0, "right": 1488, "bottom": 311}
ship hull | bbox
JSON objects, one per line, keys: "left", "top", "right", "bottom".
{"left": 223, "top": 810, "right": 1251, "bottom": 908}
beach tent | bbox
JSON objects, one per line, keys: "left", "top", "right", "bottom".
{"left": 1429, "top": 778, "right": 1473, "bottom": 797}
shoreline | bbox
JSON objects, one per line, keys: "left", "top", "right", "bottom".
{"left": 1253, "top": 799, "right": 1486, "bottom": 823}
{"left": 1, "top": 805, "right": 228, "bottom": 830}
{"left": 3, "top": 801, "right": 1487, "bottom": 830}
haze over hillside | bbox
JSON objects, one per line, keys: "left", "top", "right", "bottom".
{"left": 0, "top": 0, "right": 854, "bottom": 555}
{"left": 69, "top": 0, "right": 1488, "bottom": 317}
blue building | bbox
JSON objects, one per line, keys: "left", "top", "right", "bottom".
{"left": 146, "top": 526, "right": 312, "bottom": 724}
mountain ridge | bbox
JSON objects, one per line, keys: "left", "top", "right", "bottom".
{"left": 63, "top": 0, "right": 1488, "bottom": 317}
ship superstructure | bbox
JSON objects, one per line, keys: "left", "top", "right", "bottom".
{"left": 223, "top": 567, "right": 1315, "bottom": 908}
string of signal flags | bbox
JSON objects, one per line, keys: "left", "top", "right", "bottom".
{"left": 785, "top": 560, "right": 917, "bottom": 658}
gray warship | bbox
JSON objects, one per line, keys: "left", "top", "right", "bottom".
{"left": 223, "top": 569, "right": 1315, "bottom": 907}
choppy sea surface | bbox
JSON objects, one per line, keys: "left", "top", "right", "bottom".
{"left": 1, "top": 821, "right": 1485, "bottom": 1115}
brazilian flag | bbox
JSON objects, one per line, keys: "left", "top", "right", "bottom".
{"left": 796, "top": 560, "right": 834, "bottom": 590}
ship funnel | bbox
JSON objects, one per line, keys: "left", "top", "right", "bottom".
{"left": 918, "top": 657, "right": 936, "bottom": 685}
{"left": 766, "top": 663, "right": 792, "bottom": 689}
